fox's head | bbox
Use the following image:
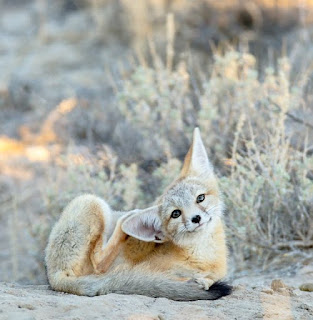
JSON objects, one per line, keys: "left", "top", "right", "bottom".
{"left": 122, "top": 128, "right": 224, "bottom": 246}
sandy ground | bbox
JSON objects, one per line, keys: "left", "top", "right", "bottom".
{"left": 1, "top": 273, "right": 313, "bottom": 320}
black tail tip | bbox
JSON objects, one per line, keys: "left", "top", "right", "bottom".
{"left": 208, "top": 281, "right": 233, "bottom": 299}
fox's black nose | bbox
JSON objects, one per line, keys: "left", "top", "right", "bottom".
{"left": 191, "top": 215, "right": 201, "bottom": 224}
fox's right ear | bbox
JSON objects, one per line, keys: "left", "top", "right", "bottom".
{"left": 180, "top": 127, "right": 214, "bottom": 178}
{"left": 121, "top": 206, "right": 165, "bottom": 243}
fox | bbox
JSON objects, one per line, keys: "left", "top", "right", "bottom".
{"left": 45, "top": 128, "right": 231, "bottom": 301}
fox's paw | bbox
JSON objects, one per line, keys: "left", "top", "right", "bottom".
{"left": 195, "top": 277, "right": 214, "bottom": 290}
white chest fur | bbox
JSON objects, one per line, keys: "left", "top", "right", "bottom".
{"left": 184, "top": 218, "right": 221, "bottom": 262}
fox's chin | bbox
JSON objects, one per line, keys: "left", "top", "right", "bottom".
{"left": 172, "top": 217, "right": 217, "bottom": 244}
{"left": 194, "top": 216, "right": 220, "bottom": 234}
{"left": 194, "top": 218, "right": 211, "bottom": 231}
{"left": 196, "top": 220, "right": 209, "bottom": 230}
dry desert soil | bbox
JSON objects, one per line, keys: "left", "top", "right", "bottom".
{"left": 1, "top": 272, "right": 313, "bottom": 320}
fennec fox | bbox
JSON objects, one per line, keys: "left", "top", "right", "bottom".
{"left": 45, "top": 128, "right": 231, "bottom": 301}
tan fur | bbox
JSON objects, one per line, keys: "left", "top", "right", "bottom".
{"left": 45, "top": 128, "right": 229, "bottom": 300}
{"left": 117, "top": 217, "right": 227, "bottom": 283}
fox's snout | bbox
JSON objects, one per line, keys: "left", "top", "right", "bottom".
{"left": 191, "top": 214, "right": 201, "bottom": 224}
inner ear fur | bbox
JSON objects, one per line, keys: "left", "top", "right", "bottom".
{"left": 121, "top": 206, "right": 165, "bottom": 243}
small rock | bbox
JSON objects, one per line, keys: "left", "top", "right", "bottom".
{"left": 17, "top": 304, "right": 36, "bottom": 310}
{"left": 261, "top": 288, "right": 274, "bottom": 295}
{"left": 233, "top": 284, "right": 246, "bottom": 291}
{"left": 271, "top": 279, "right": 287, "bottom": 291}
{"left": 270, "top": 279, "right": 293, "bottom": 295}
{"left": 299, "top": 283, "right": 313, "bottom": 292}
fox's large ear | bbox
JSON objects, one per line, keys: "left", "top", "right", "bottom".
{"left": 180, "top": 127, "right": 213, "bottom": 178}
{"left": 121, "top": 206, "right": 165, "bottom": 243}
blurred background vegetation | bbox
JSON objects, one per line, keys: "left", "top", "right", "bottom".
{"left": 0, "top": 0, "right": 312, "bottom": 284}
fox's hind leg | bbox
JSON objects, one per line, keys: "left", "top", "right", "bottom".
{"left": 91, "top": 211, "right": 133, "bottom": 273}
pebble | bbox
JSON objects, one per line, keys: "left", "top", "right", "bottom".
{"left": 299, "top": 283, "right": 313, "bottom": 292}
{"left": 261, "top": 289, "right": 274, "bottom": 295}
{"left": 271, "top": 279, "right": 287, "bottom": 291}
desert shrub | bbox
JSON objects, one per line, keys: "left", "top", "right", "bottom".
{"left": 220, "top": 116, "right": 313, "bottom": 270}
{"left": 200, "top": 50, "right": 313, "bottom": 270}
{"left": 152, "top": 158, "right": 181, "bottom": 194}
{"left": 117, "top": 50, "right": 194, "bottom": 159}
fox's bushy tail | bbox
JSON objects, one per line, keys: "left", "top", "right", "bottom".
{"left": 49, "top": 270, "right": 232, "bottom": 301}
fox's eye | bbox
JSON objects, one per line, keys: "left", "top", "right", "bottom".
{"left": 171, "top": 209, "right": 181, "bottom": 219}
{"left": 196, "top": 194, "right": 205, "bottom": 203}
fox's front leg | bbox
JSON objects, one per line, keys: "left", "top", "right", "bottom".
{"left": 174, "top": 276, "right": 214, "bottom": 290}
{"left": 194, "top": 268, "right": 227, "bottom": 290}
{"left": 173, "top": 274, "right": 214, "bottom": 290}
{"left": 92, "top": 213, "right": 132, "bottom": 274}
{"left": 171, "top": 273, "right": 214, "bottom": 290}
{"left": 192, "top": 258, "right": 228, "bottom": 290}
{"left": 194, "top": 277, "right": 215, "bottom": 290}
{"left": 171, "top": 267, "right": 223, "bottom": 290}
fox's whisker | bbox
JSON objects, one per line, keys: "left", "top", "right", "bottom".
{"left": 205, "top": 204, "right": 220, "bottom": 216}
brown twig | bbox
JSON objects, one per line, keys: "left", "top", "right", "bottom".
{"left": 268, "top": 99, "right": 313, "bottom": 130}
{"left": 273, "top": 240, "right": 313, "bottom": 250}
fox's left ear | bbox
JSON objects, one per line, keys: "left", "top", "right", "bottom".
{"left": 121, "top": 206, "right": 166, "bottom": 243}
{"left": 180, "top": 127, "right": 214, "bottom": 178}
